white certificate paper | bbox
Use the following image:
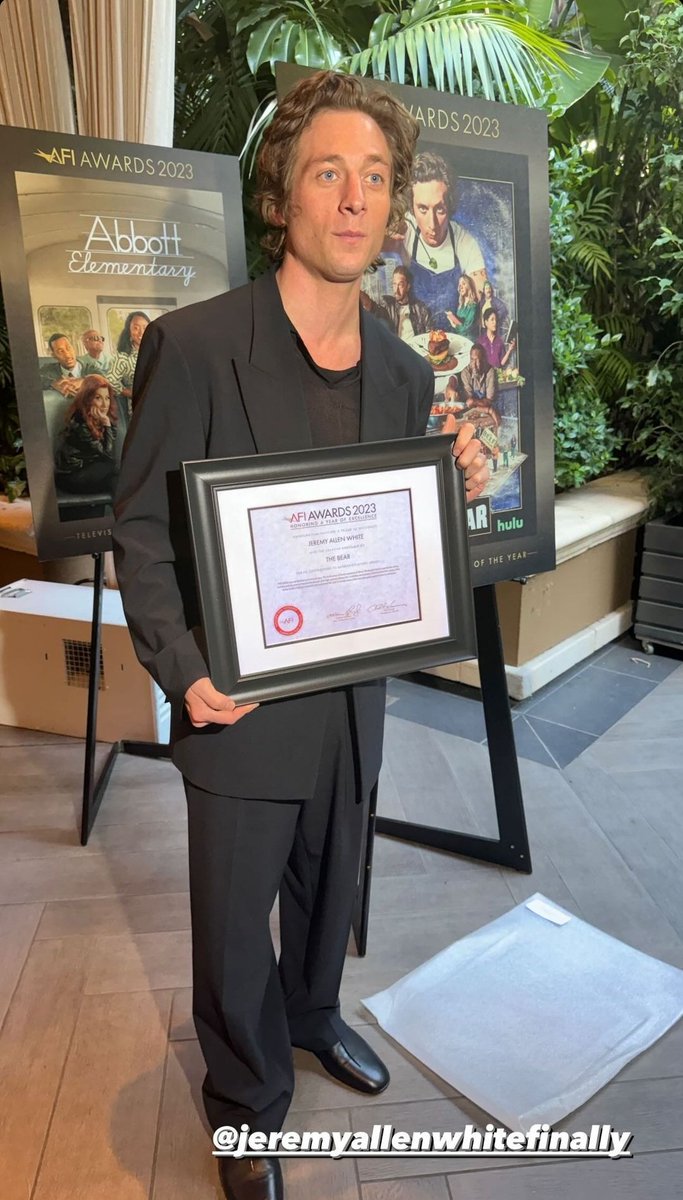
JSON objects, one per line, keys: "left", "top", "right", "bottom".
{"left": 216, "top": 464, "right": 450, "bottom": 677}
{"left": 248, "top": 488, "right": 421, "bottom": 646}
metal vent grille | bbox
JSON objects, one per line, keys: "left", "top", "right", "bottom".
{"left": 63, "top": 639, "right": 105, "bottom": 690}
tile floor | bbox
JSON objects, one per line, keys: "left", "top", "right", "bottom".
{"left": 0, "top": 633, "right": 681, "bottom": 1199}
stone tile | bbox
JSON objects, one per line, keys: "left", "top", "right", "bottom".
{"left": 565, "top": 758, "right": 683, "bottom": 939}
{"left": 84, "top": 929, "right": 192, "bottom": 994}
{"left": 578, "top": 736, "right": 683, "bottom": 774}
{"left": 0, "top": 902, "right": 43, "bottom": 1025}
{"left": 524, "top": 666, "right": 655, "bottom": 736}
{"left": 525, "top": 717, "right": 597, "bottom": 768}
{"left": 498, "top": 758, "right": 683, "bottom": 966}
{"left": 36, "top": 891, "right": 191, "bottom": 939}
{"left": 387, "top": 681, "right": 488, "bottom": 743}
{"left": 596, "top": 633, "right": 682, "bottom": 683}
{"left": 397, "top": 730, "right": 500, "bottom": 840}
{"left": 33, "top": 990, "right": 172, "bottom": 1200}
{"left": 508, "top": 716, "right": 557, "bottom": 769}
{"left": 604, "top": 767, "right": 683, "bottom": 864}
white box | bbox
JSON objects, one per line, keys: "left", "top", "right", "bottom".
{"left": 0, "top": 579, "right": 169, "bottom": 742}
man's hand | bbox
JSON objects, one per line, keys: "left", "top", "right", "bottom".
{"left": 184, "top": 676, "right": 259, "bottom": 728}
{"left": 451, "top": 421, "right": 489, "bottom": 500}
{"left": 53, "top": 376, "right": 82, "bottom": 397}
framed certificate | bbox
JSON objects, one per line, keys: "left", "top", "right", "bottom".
{"left": 182, "top": 435, "right": 476, "bottom": 703}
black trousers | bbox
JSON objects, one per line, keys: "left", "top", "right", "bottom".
{"left": 183, "top": 690, "right": 367, "bottom": 1135}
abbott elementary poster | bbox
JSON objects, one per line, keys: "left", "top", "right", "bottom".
{"left": 0, "top": 127, "right": 247, "bottom": 559}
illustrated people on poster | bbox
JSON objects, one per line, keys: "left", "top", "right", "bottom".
{"left": 39, "top": 333, "right": 84, "bottom": 396}
{"left": 477, "top": 279, "right": 509, "bottom": 334}
{"left": 360, "top": 264, "right": 433, "bottom": 338}
{"left": 109, "top": 310, "right": 150, "bottom": 413}
{"left": 455, "top": 343, "right": 499, "bottom": 409}
{"left": 439, "top": 345, "right": 503, "bottom": 461}
{"left": 389, "top": 150, "right": 487, "bottom": 328}
{"left": 478, "top": 308, "right": 516, "bottom": 369}
{"left": 53, "top": 374, "right": 120, "bottom": 497}
{"left": 80, "top": 328, "right": 113, "bottom": 376}
{"left": 448, "top": 273, "right": 480, "bottom": 340}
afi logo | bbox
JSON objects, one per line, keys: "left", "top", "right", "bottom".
{"left": 35, "top": 147, "right": 76, "bottom": 166}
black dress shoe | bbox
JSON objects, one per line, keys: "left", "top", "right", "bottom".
{"left": 314, "top": 1025, "right": 390, "bottom": 1095}
{"left": 217, "top": 1155, "right": 283, "bottom": 1200}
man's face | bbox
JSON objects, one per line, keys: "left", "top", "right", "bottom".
{"left": 83, "top": 330, "right": 105, "bottom": 356}
{"left": 52, "top": 337, "right": 76, "bottom": 368}
{"left": 393, "top": 271, "right": 410, "bottom": 303}
{"left": 282, "top": 109, "right": 392, "bottom": 284}
{"left": 412, "top": 180, "right": 450, "bottom": 248}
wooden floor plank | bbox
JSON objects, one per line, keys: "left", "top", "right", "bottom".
{"left": 445, "top": 1151, "right": 683, "bottom": 1199}
{"left": 33, "top": 989, "right": 173, "bottom": 1200}
{"left": 0, "top": 902, "right": 43, "bottom": 1027}
{"left": 0, "top": 937, "right": 91, "bottom": 1200}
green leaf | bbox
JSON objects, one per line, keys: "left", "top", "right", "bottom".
{"left": 549, "top": 45, "right": 611, "bottom": 112}
{"left": 236, "top": 5, "right": 279, "bottom": 36}
{"left": 368, "top": 12, "right": 396, "bottom": 48}
{"left": 468, "top": 23, "right": 495, "bottom": 101}
{"left": 526, "top": 0, "right": 554, "bottom": 26}
{"left": 246, "top": 16, "right": 287, "bottom": 75}
{"left": 270, "top": 20, "right": 300, "bottom": 67}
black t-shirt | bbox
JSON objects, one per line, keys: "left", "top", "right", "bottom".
{"left": 292, "top": 329, "right": 361, "bottom": 448}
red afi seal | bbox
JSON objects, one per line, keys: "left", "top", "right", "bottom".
{"left": 273, "top": 605, "right": 303, "bottom": 636}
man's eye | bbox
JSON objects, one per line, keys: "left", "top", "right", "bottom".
{"left": 320, "top": 169, "right": 336, "bottom": 181}
{"left": 368, "top": 172, "right": 384, "bottom": 185}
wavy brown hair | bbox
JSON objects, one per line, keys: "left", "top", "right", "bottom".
{"left": 64, "top": 374, "right": 118, "bottom": 441}
{"left": 256, "top": 71, "right": 420, "bottom": 264}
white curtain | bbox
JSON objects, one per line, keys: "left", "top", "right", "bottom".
{"left": 0, "top": 0, "right": 76, "bottom": 132}
{"left": 67, "top": 0, "right": 175, "bottom": 145}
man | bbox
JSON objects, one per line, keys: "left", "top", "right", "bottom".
{"left": 39, "top": 332, "right": 83, "bottom": 396}
{"left": 113, "top": 71, "right": 487, "bottom": 1200}
{"left": 361, "top": 263, "right": 433, "bottom": 338}
{"left": 392, "top": 151, "right": 487, "bottom": 326}
{"left": 80, "top": 328, "right": 113, "bottom": 375}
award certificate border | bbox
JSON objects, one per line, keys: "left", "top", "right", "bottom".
{"left": 182, "top": 435, "right": 476, "bottom": 703}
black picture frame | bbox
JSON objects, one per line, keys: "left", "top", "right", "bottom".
{"left": 182, "top": 435, "right": 476, "bottom": 703}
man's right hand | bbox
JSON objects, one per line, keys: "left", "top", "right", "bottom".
{"left": 184, "top": 676, "right": 259, "bottom": 728}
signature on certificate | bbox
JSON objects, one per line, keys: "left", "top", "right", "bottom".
{"left": 369, "top": 600, "right": 407, "bottom": 615}
{"left": 328, "top": 603, "right": 362, "bottom": 621}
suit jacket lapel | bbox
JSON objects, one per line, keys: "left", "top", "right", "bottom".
{"left": 359, "top": 305, "right": 409, "bottom": 444}
{"left": 233, "top": 270, "right": 409, "bottom": 452}
{"left": 232, "top": 269, "right": 313, "bottom": 454}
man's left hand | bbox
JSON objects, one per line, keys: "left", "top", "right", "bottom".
{"left": 452, "top": 421, "right": 488, "bottom": 500}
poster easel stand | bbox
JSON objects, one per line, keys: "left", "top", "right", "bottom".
{"left": 80, "top": 552, "right": 169, "bottom": 844}
{"left": 352, "top": 583, "right": 531, "bottom": 956}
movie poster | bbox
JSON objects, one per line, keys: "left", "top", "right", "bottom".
{"left": 277, "top": 67, "right": 555, "bottom": 587}
{"left": 0, "top": 126, "right": 247, "bottom": 559}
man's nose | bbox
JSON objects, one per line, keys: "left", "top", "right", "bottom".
{"left": 340, "top": 173, "right": 366, "bottom": 213}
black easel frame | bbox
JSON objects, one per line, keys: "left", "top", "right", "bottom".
{"left": 80, "top": 552, "right": 169, "bottom": 844}
{"left": 352, "top": 583, "right": 531, "bottom": 955}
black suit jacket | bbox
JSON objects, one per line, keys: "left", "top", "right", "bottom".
{"left": 113, "top": 268, "right": 434, "bottom": 799}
